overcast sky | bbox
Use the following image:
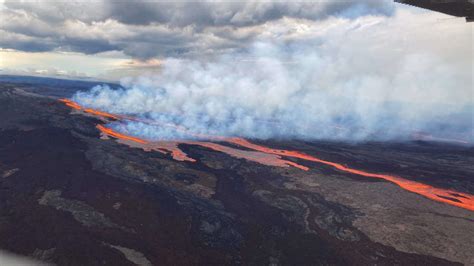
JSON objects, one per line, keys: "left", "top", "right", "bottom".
{"left": 0, "top": 0, "right": 471, "bottom": 80}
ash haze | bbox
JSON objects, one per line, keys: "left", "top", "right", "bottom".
{"left": 1, "top": 0, "right": 472, "bottom": 143}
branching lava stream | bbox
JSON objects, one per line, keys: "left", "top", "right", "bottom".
{"left": 60, "top": 98, "right": 474, "bottom": 212}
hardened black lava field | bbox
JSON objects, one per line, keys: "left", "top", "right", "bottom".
{"left": 0, "top": 79, "right": 473, "bottom": 265}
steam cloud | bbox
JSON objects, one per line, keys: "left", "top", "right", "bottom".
{"left": 73, "top": 11, "right": 473, "bottom": 144}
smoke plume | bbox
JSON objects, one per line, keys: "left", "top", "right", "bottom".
{"left": 72, "top": 10, "right": 473, "bottom": 144}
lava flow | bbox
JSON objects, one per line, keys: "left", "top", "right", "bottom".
{"left": 97, "top": 125, "right": 147, "bottom": 144}
{"left": 60, "top": 98, "right": 474, "bottom": 212}
{"left": 227, "top": 138, "right": 474, "bottom": 211}
{"left": 59, "top": 99, "right": 120, "bottom": 120}
{"left": 186, "top": 141, "right": 309, "bottom": 170}
{"left": 96, "top": 124, "right": 308, "bottom": 169}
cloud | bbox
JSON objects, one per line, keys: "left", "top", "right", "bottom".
{"left": 0, "top": 0, "right": 396, "bottom": 58}
{"left": 104, "top": 0, "right": 394, "bottom": 27}
{"left": 72, "top": 10, "right": 473, "bottom": 143}
{"left": 0, "top": 67, "right": 92, "bottom": 80}
{"left": 2, "top": 1, "right": 469, "bottom": 142}
{"left": 0, "top": 30, "right": 56, "bottom": 52}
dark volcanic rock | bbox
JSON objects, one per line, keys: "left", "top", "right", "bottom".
{"left": 0, "top": 82, "right": 472, "bottom": 265}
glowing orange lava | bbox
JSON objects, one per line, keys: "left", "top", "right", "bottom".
{"left": 227, "top": 138, "right": 474, "bottom": 211}
{"left": 59, "top": 98, "right": 474, "bottom": 212}
{"left": 59, "top": 99, "right": 119, "bottom": 120}
{"left": 95, "top": 123, "right": 307, "bottom": 169}
{"left": 84, "top": 108, "right": 120, "bottom": 120}
{"left": 145, "top": 141, "right": 196, "bottom": 162}
{"left": 187, "top": 141, "right": 309, "bottom": 170}
{"left": 59, "top": 98, "right": 81, "bottom": 110}
{"left": 97, "top": 125, "right": 147, "bottom": 144}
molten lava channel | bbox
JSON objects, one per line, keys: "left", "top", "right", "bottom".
{"left": 226, "top": 138, "right": 474, "bottom": 211}
{"left": 96, "top": 124, "right": 308, "bottom": 169}
{"left": 59, "top": 99, "right": 120, "bottom": 120}
{"left": 96, "top": 125, "right": 147, "bottom": 144}
{"left": 60, "top": 98, "right": 474, "bottom": 212}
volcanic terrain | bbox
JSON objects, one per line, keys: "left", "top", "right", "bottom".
{"left": 0, "top": 79, "right": 473, "bottom": 265}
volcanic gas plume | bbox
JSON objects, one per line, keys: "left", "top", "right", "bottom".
{"left": 71, "top": 38, "right": 473, "bottom": 145}
{"left": 60, "top": 99, "right": 474, "bottom": 212}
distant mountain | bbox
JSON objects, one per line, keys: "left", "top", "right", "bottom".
{"left": 0, "top": 75, "right": 119, "bottom": 98}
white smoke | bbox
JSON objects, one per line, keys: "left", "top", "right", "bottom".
{"left": 0, "top": 250, "right": 51, "bottom": 266}
{"left": 72, "top": 10, "right": 473, "bottom": 143}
